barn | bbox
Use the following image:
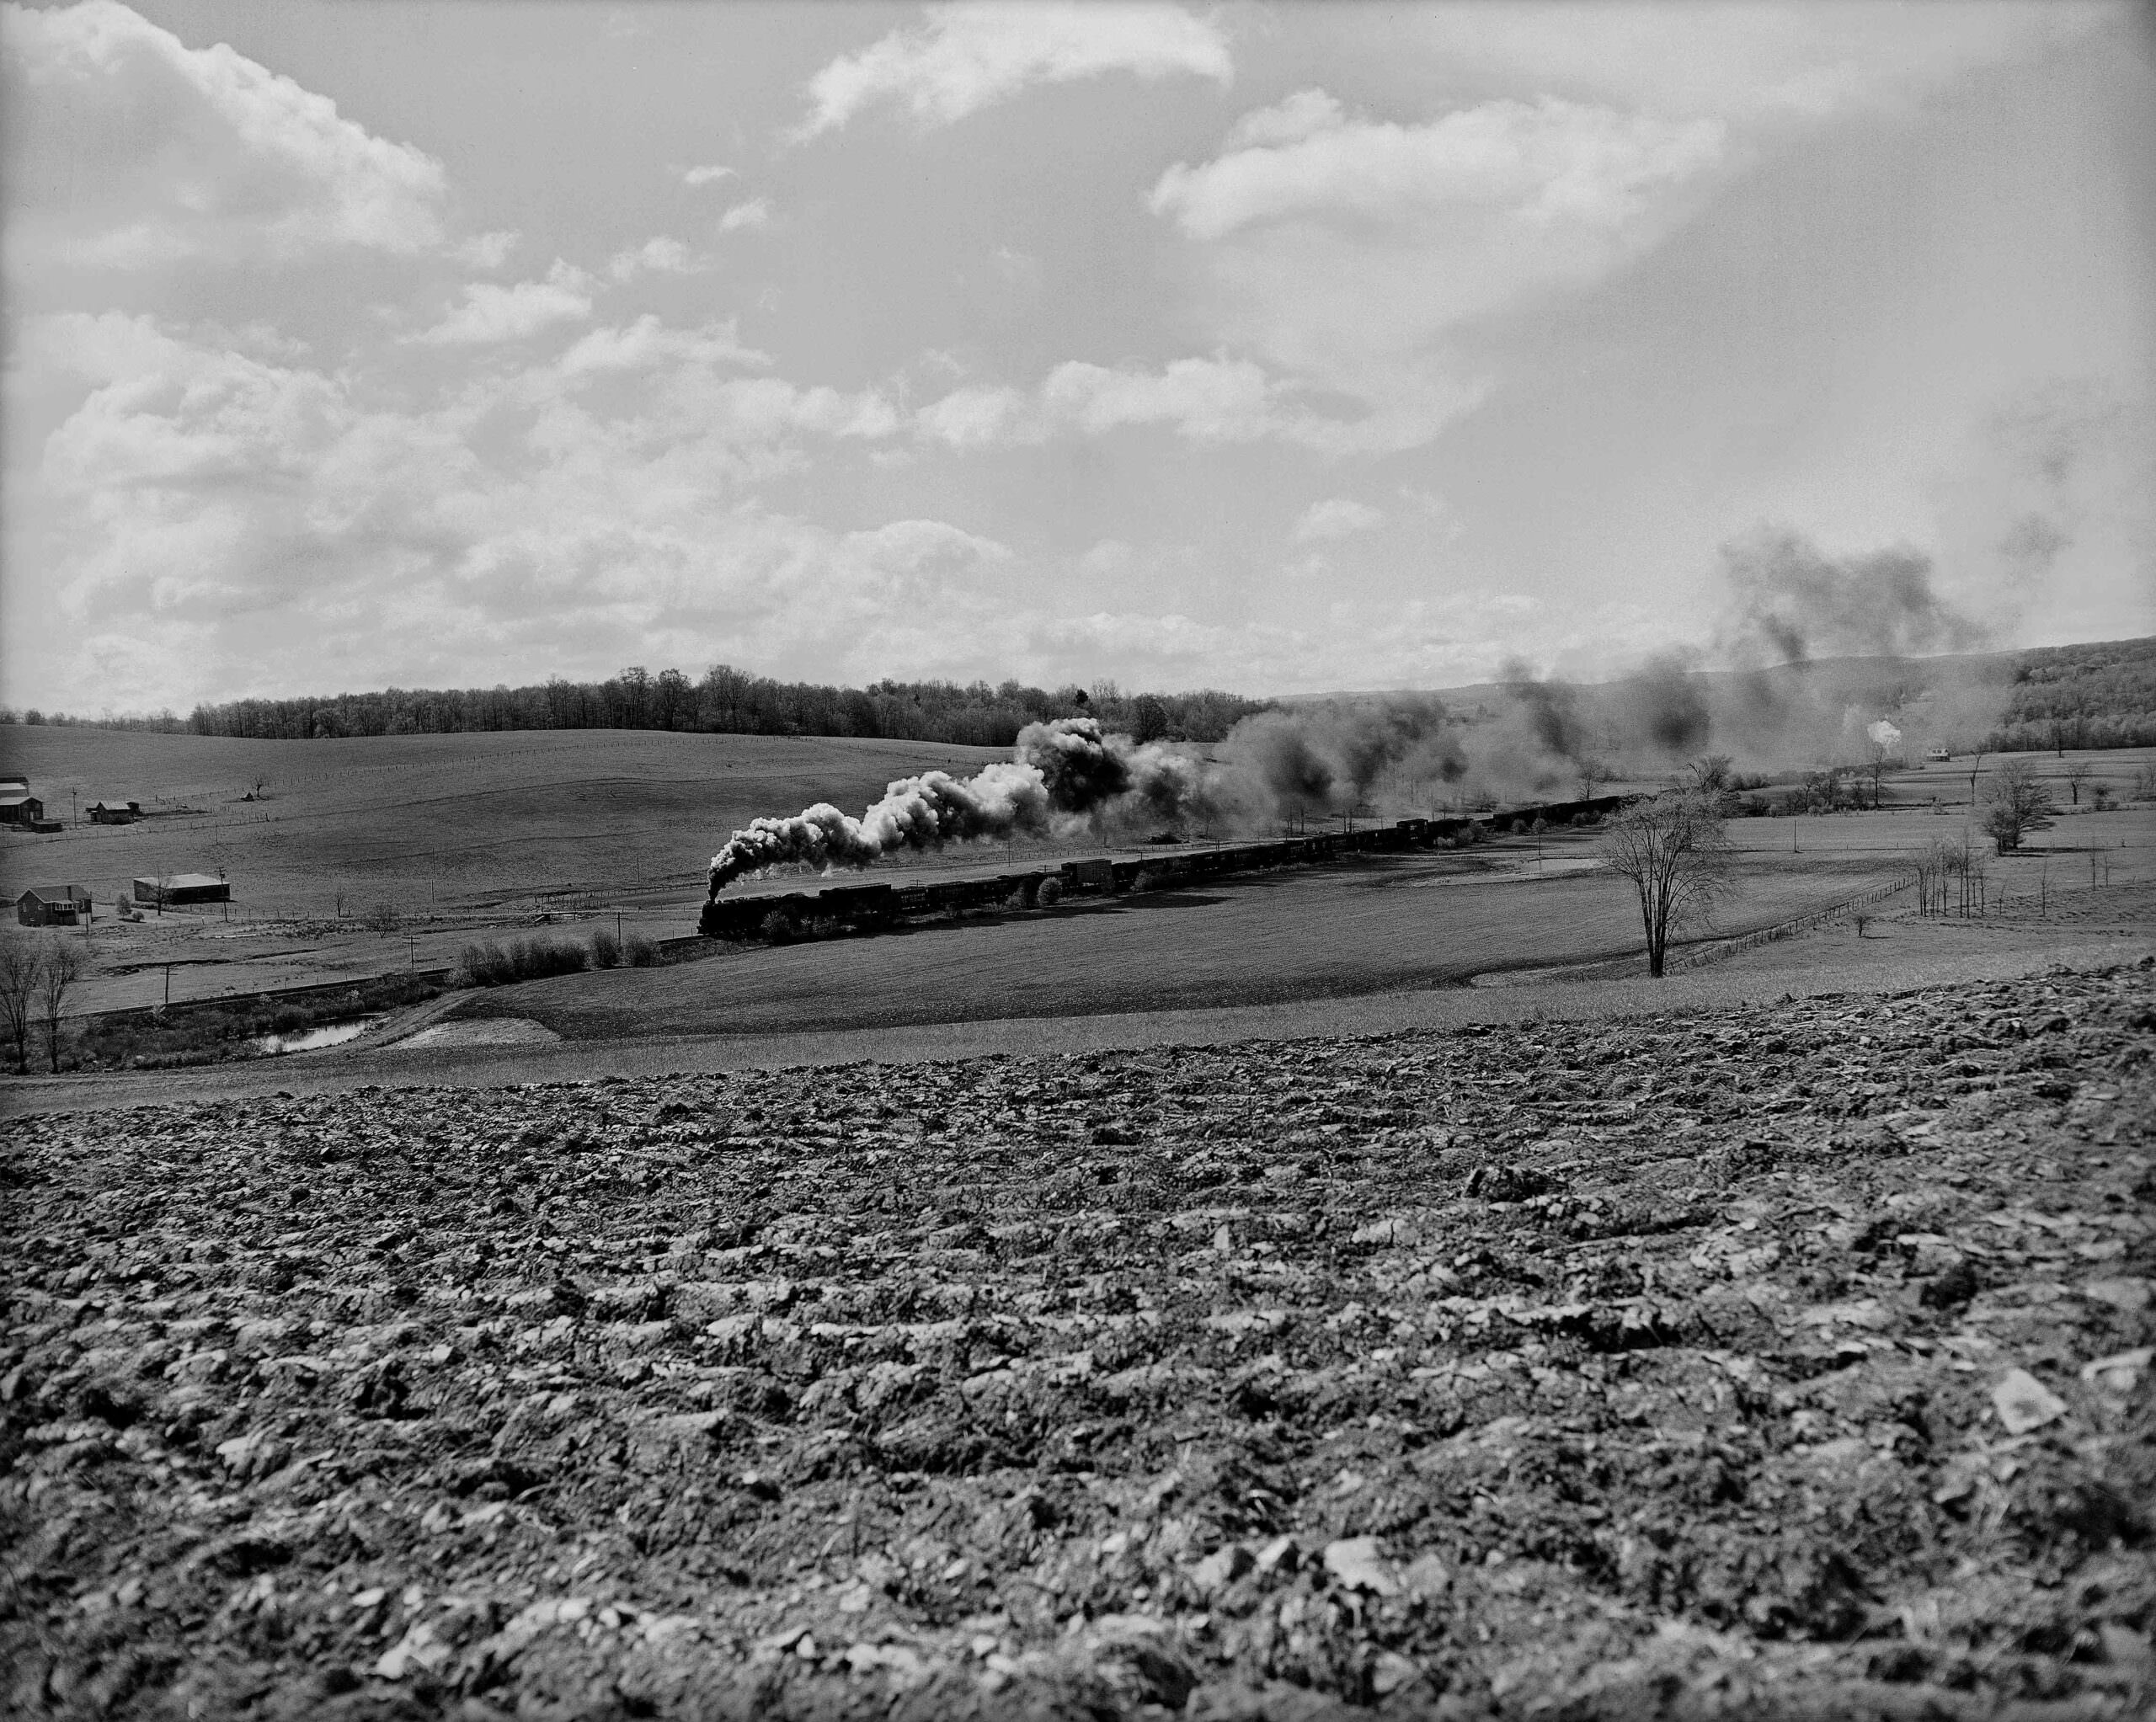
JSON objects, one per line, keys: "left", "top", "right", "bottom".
{"left": 132, "top": 873, "right": 230, "bottom": 906}
{"left": 17, "top": 886, "right": 90, "bottom": 927}
{"left": 88, "top": 800, "right": 142, "bottom": 824}
{"left": 1, "top": 784, "right": 45, "bottom": 829}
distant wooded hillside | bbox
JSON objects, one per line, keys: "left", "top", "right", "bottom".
{"left": 1986, "top": 637, "right": 2156, "bottom": 751}
{"left": 0, "top": 669, "right": 1267, "bottom": 749}
{"left": 3, "top": 636, "right": 2148, "bottom": 754}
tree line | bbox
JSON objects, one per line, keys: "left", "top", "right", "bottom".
{"left": 0, "top": 669, "right": 1270, "bottom": 749}
{"left": 1985, "top": 637, "right": 2156, "bottom": 752}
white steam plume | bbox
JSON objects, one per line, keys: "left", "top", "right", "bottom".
{"left": 707, "top": 717, "right": 1219, "bottom": 895}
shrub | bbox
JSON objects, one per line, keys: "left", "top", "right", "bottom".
{"left": 1530, "top": 817, "right": 1549, "bottom": 834}
{"left": 1037, "top": 877, "right": 1065, "bottom": 908}
{"left": 760, "top": 909, "right": 796, "bottom": 946}
{"left": 2091, "top": 781, "right": 2116, "bottom": 812}
{"left": 590, "top": 925, "right": 622, "bottom": 968}
{"left": 459, "top": 941, "right": 512, "bottom": 986}
{"left": 461, "top": 937, "right": 584, "bottom": 986}
{"left": 624, "top": 932, "right": 659, "bottom": 967}
{"left": 1510, "top": 818, "right": 1529, "bottom": 836}
{"left": 270, "top": 1005, "right": 309, "bottom": 1035}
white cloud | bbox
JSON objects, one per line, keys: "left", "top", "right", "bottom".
{"left": 1224, "top": 87, "right": 1345, "bottom": 151}
{"left": 917, "top": 355, "right": 1484, "bottom": 456}
{"left": 4, "top": 310, "right": 993, "bottom": 706}
{"left": 1141, "top": 93, "right": 1731, "bottom": 449}
{"left": 1294, "top": 498, "right": 1385, "bottom": 541}
{"left": 1398, "top": 485, "right": 1465, "bottom": 541}
{"left": 414, "top": 261, "right": 595, "bottom": 345}
{"left": 1042, "top": 355, "right": 1278, "bottom": 442}
{"left": 454, "top": 229, "right": 520, "bottom": 269}
{"left": 797, "top": 1, "right": 1231, "bottom": 138}
{"left": 606, "top": 235, "right": 706, "bottom": 280}
{"left": 679, "top": 163, "right": 737, "bottom": 187}
{"left": 915, "top": 384, "right": 1038, "bottom": 450}
{"left": 2, "top": 0, "right": 447, "bottom": 268}
{"left": 1406, "top": 3, "right": 2108, "bottom": 125}
{"left": 718, "top": 197, "right": 771, "bottom": 234}
{"left": 555, "top": 315, "right": 769, "bottom": 379}
{"left": 1151, "top": 95, "right": 1725, "bottom": 243}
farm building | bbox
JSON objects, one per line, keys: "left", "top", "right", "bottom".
{"left": 1926, "top": 745, "right": 1951, "bottom": 763}
{"left": 88, "top": 799, "right": 142, "bottom": 824}
{"left": 2, "top": 785, "right": 46, "bottom": 829}
{"left": 132, "top": 873, "right": 230, "bottom": 906}
{"left": 17, "top": 885, "right": 90, "bottom": 927}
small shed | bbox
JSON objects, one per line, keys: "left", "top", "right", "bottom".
{"left": 1, "top": 788, "right": 45, "bottom": 828}
{"left": 133, "top": 873, "right": 230, "bottom": 906}
{"left": 88, "top": 799, "right": 142, "bottom": 824}
{"left": 17, "top": 885, "right": 89, "bottom": 927}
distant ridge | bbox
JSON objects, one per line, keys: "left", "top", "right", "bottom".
{"left": 2, "top": 637, "right": 2149, "bottom": 756}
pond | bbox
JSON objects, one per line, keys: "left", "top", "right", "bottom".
{"left": 248, "top": 1016, "right": 384, "bottom": 1056}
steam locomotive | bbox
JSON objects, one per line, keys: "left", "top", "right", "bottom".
{"left": 698, "top": 794, "right": 1630, "bottom": 941}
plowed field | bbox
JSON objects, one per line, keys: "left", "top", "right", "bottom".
{"left": 3, "top": 963, "right": 2153, "bottom": 1719}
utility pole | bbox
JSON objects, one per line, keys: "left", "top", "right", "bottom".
{"left": 163, "top": 963, "right": 171, "bottom": 1009}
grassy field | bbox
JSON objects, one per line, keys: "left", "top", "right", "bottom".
{"left": 449, "top": 834, "right": 1920, "bottom": 1042}
{"left": 0, "top": 728, "right": 1010, "bottom": 1014}
{"left": 2, "top": 724, "right": 2150, "bottom": 1028}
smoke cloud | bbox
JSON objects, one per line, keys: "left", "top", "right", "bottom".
{"left": 1499, "top": 661, "right": 1587, "bottom": 762}
{"left": 1617, "top": 650, "right": 1711, "bottom": 755}
{"left": 1217, "top": 695, "right": 1461, "bottom": 819}
{"left": 707, "top": 717, "right": 1225, "bottom": 894}
{"left": 707, "top": 514, "right": 2035, "bottom": 892}
{"left": 1719, "top": 526, "right": 1988, "bottom": 666}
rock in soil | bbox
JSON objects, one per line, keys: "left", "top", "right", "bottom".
{"left": 4, "top": 964, "right": 2153, "bottom": 1719}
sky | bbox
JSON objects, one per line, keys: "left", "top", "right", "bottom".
{"left": 3, "top": 0, "right": 2153, "bottom": 715}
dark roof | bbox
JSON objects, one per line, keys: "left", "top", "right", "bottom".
{"left": 18, "top": 886, "right": 88, "bottom": 905}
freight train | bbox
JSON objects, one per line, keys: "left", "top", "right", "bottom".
{"left": 698, "top": 794, "right": 1630, "bottom": 941}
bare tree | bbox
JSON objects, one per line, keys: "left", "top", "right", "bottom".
{"left": 35, "top": 938, "right": 83, "bottom": 1074}
{"left": 2062, "top": 759, "right": 2091, "bottom": 806}
{"left": 1865, "top": 736, "right": 1897, "bottom": 808}
{"left": 1574, "top": 757, "right": 1611, "bottom": 800}
{"left": 1687, "top": 754, "right": 1734, "bottom": 794}
{"left": 1983, "top": 758, "right": 2057, "bottom": 855}
{"left": 0, "top": 937, "right": 39, "bottom": 1071}
{"left": 1599, "top": 792, "right": 1732, "bottom": 978}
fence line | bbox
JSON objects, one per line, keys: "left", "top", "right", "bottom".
{"left": 1665, "top": 873, "right": 1915, "bottom": 975}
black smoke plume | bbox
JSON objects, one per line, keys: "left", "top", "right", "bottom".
{"left": 1720, "top": 527, "right": 1988, "bottom": 666}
